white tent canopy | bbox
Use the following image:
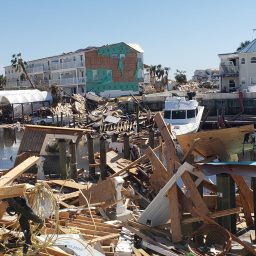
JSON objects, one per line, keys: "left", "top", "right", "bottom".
{"left": 0, "top": 89, "right": 52, "bottom": 105}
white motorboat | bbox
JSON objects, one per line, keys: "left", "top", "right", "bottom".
{"left": 163, "top": 96, "right": 204, "bottom": 135}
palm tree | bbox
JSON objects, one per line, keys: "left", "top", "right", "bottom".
{"left": 11, "top": 53, "right": 35, "bottom": 88}
{"left": 0, "top": 75, "right": 6, "bottom": 87}
{"left": 150, "top": 65, "right": 156, "bottom": 78}
{"left": 237, "top": 40, "right": 250, "bottom": 51}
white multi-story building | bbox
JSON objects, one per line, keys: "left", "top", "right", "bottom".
{"left": 4, "top": 49, "right": 87, "bottom": 94}
{"left": 218, "top": 39, "right": 256, "bottom": 92}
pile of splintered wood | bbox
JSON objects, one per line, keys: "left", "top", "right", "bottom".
{"left": 0, "top": 114, "right": 256, "bottom": 255}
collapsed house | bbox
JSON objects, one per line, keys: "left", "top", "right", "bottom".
{"left": 0, "top": 113, "right": 256, "bottom": 255}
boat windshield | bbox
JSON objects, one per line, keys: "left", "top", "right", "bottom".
{"left": 187, "top": 109, "right": 196, "bottom": 118}
{"left": 164, "top": 111, "right": 171, "bottom": 119}
{"left": 172, "top": 110, "right": 186, "bottom": 119}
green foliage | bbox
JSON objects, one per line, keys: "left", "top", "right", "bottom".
{"left": 11, "top": 53, "right": 35, "bottom": 88}
{"left": 237, "top": 40, "right": 250, "bottom": 51}
{"left": 174, "top": 69, "right": 187, "bottom": 84}
{"left": 0, "top": 75, "right": 6, "bottom": 86}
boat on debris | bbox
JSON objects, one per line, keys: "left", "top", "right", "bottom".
{"left": 163, "top": 95, "right": 204, "bottom": 135}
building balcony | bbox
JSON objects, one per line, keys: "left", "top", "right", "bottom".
{"left": 50, "top": 61, "right": 84, "bottom": 71}
{"left": 26, "top": 65, "right": 44, "bottom": 74}
{"left": 49, "top": 77, "right": 86, "bottom": 86}
{"left": 220, "top": 62, "right": 239, "bottom": 77}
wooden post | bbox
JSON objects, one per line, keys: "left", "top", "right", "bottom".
{"left": 21, "top": 103, "right": 24, "bottom": 123}
{"left": 100, "top": 136, "right": 107, "bottom": 180}
{"left": 136, "top": 103, "right": 140, "bottom": 133}
{"left": 60, "top": 112, "right": 63, "bottom": 127}
{"left": 73, "top": 115, "right": 76, "bottom": 128}
{"left": 58, "top": 139, "right": 67, "bottom": 179}
{"left": 149, "top": 128, "right": 154, "bottom": 149}
{"left": 216, "top": 173, "right": 236, "bottom": 233}
{"left": 123, "top": 133, "right": 130, "bottom": 160}
{"left": 12, "top": 104, "right": 14, "bottom": 122}
{"left": 69, "top": 140, "right": 78, "bottom": 181}
{"left": 31, "top": 102, "right": 33, "bottom": 116}
{"left": 87, "top": 134, "right": 95, "bottom": 177}
{"left": 56, "top": 115, "right": 59, "bottom": 126}
{"left": 112, "top": 133, "right": 118, "bottom": 142}
{"left": 252, "top": 177, "right": 256, "bottom": 240}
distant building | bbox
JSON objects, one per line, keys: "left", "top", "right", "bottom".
{"left": 218, "top": 39, "right": 256, "bottom": 92}
{"left": 85, "top": 42, "right": 144, "bottom": 97}
{"left": 4, "top": 42, "right": 144, "bottom": 97}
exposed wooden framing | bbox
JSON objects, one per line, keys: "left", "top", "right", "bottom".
{"left": 48, "top": 180, "right": 89, "bottom": 190}
{"left": 191, "top": 207, "right": 256, "bottom": 256}
{"left": 0, "top": 156, "right": 39, "bottom": 187}
{"left": 232, "top": 174, "right": 253, "bottom": 226}
{"left": 0, "top": 184, "right": 27, "bottom": 200}
{"left": 182, "top": 207, "right": 241, "bottom": 224}
{"left": 154, "top": 112, "right": 182, "bottom": 242}
{"left": 181, "top": 171, "right": 210, "bottom": 215}
{"left": 24, "top": 124, "right": 92, "bottom": 133}
{"left": 88, "top": 233, "right": 120, "bottom": 244}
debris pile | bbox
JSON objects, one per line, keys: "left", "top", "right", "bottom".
{"left": 0, "top": 114, "right": 256, "bottom": 255}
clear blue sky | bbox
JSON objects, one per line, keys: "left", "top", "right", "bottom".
{"left": 1, "top": 0, "right": 256, "bottom": 79}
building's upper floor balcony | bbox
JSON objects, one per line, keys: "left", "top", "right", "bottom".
{"left": 49, "top": 77, "right": 86, "bottom": 86}
{"left": 51, "top": 61, "right": 84, "bottom": 71}
{"left": 220, "top": 61, "right": 239, "bottom": 77}
{"left": 26, "top": 66, "right": 43, "bottom": 74}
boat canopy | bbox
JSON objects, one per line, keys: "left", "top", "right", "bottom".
{"left": 165, "top": 97, "right": 198, "bottom": 110}
{"left": 0, "top": 89, "right": 52, "bottom": 105}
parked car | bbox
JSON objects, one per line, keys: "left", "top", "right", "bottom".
{"left": 32, "top": 116, "right": 54, "bottom": 125}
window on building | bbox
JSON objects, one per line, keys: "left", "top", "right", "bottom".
{"left": 251, "top": 57, "right": 256, "bottom": 63}
{"left": 229, "top": 79, "right": 236, "bottom": 88}
{"left": 241, "top": 58, "right": 245, "bottom": 64}
{"left": 187, "top": 109, "right": 196, "bottom": 118}
{"left": 172, "top": 110, "right": 186, "bottom": 119}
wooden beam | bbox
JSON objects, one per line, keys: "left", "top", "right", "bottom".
{"left": 181, "top": 171, "right": 210, "bottom": 215}
{"left": 154, "top": 112, "right": 182, "bottom": 242}
{"left": 88, "top": 233, "right": 120, "bottom": 244}
{"left": 0, "top": 156, "right": 39, "bottom": 187}
{"left": 25, "top": 124, "right": 92, "bottom": 133}
{"left": 0, "top": 184, "right": 27, "bottom": 200}
{"left": 182, "top": 207, "right": 241, "bottom": 224}
{"left": 232, "top": 174, "right": 253, "bottom": 226}
{"left": 191, "top": 207, "right": 256, "bottom": 256}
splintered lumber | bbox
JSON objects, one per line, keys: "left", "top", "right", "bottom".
{"left": 181, "top": 171, "right": 209, "bottom": 215}
{"left": 59, "top": 191, "right": 80, "bottom": 201}
{"left": 154, "top": 112, "right": 182, "bottom": 242}
{"left": 177, "top": 124, "right": 254, "bottom": 157}
{"left": 182, "top": 207, "right": 241, "bottom": 224}
{"left": 79, "top": 178, "right": 116, "bottom": 207}
{"left": 0, "top": 156, "right": 39, "bottom": 187}
{"left": 145, "top": 147, "right": 169, "bottom": 191}
{"left": 25, "top": 124, "right": 92, "bottom": 133}
{"left": 191, "top": 207, "right": 256, "bottom": 256}
{"left": 111, "top": 143, "right": 164, "bottom": 177}
{"left": 88, "top": 233, "right": 120, "bottom": 244}
{"left": 0, "top": 184, "right": 27, "bottom": 200}
{"left": 231, "top": 174, "right": 253, "bottom": 226}
{"left": 48, "top": 180, "right": 90, "bottom": 190}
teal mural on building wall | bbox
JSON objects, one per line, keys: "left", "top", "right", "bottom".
{"left": 85, "top": 42, "right": 142, "bottom": 94}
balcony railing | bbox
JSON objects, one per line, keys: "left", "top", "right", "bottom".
{"left": 50, "top": 61, "right": 84, "bottom": 71}
{"left": 49, "top": 77, "right": 85, "bottom": 86}
{"left": 220, "top": 61, "right": 239, "bottom": 77}
{"left": 26, "top": 65, "right": 44, "bottom": 73}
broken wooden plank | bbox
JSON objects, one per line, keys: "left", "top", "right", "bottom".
{"left": 177, "top": 124, "right": 254, "bottom": 157}
{"left": 48, "top": 180, "right": 90, "bottom": 190}
{"left": 0, "top": 184, "right": 27, "bottom": 200}
{"left": 192, "top": 207, "right": 256, "bottom": 256}
{"left": 181, "top": 171, "right": 210, "bottom": 215}
{"left": 0, "top": 156, "right": 39, "bottom": 187}
{"left": 182, "top": 207, "right": 241, "bottom": 224}
{"left": 88, "top": 233, "right": 120, "bottom": 244}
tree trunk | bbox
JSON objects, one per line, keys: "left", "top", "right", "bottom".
{"left": 20, "top": 62, "right": 35, "bottom": 89}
